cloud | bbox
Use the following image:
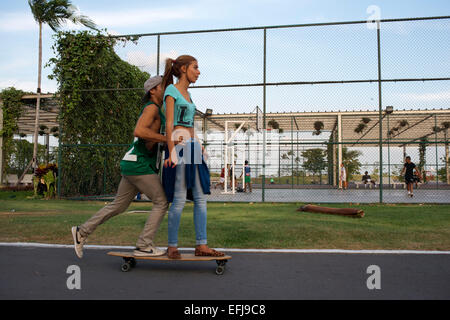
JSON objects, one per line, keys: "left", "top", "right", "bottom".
{"left": 0, "top": 12, "right": 36, "bottom": 32}
{"left": 0, "top": 58, "right": 34, "bottom": 72}
{"left": 87, "top": 7, "right": 196, "bottom": 30}
{"left": 0, "top": 11, "right": 90, "bottom": 32}
{"left": 397, "top": 90, "right": 450, "bottom": 102}
{"left": 0, "top": 5, "right": 195, "bottom": 33}
{"left": 126, "top": 50, "right": 178, "bottom": 73}
{"left": 0, "top": 78, "right": 57, "bottom": 93}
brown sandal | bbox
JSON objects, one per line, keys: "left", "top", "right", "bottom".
{"left": 195, "top": 248, "right": 225, "bottom": 257}
{"left": 167, "top": 248, "right": 181, "bottom": 259}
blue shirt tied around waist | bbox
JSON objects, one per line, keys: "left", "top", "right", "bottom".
{"left": 162, "top": 139, "right": 211, "bottom": 203}
{"left": 163, "top": 84, "right": 196, "bottom": 128}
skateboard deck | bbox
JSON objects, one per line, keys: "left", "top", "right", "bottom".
{"left": 107, "top": 251, "right": 231, "bottom": 275}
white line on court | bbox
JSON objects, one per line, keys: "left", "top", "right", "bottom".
{"left": 1, "top": 242, "right": 449, "bottom": 254}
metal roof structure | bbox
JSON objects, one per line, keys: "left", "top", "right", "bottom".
{"left": 13, "top": 94, "right": 450, "bottom": 145}
{"left": 16, "top": 94, "right": 59, "bottom": 135}
{"left": 200, "top": 108, "right": 450, "bottom": 145}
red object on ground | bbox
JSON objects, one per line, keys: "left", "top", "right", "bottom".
{"left": 297, "top": 204, "right": 364, "bottom": 218}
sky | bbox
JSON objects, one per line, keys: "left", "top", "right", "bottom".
{"left": 0, "top": 0, "right": 450, "bottom": 99}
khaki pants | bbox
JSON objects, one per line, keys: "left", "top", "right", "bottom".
{"left": 79, "top": 174, "right": 168, "bottom": 249}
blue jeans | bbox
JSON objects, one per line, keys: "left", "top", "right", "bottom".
{"left": 168, "top": 162, "right": 208, "bottom": 247}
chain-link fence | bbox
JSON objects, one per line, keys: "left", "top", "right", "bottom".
{"left": 45, "top": 16, "right": 449, "bottom": 202}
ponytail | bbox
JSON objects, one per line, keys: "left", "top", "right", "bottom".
{"left": 161, "top": 58, "right": 175, "bottom": 91}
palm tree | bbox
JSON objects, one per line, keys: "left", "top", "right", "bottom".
{"left": 22, "top": 0, "right": 97, "bottom": 181}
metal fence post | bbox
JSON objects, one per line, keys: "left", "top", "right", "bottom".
{"left": 446, "top": 129, "right": 450, "bottom": 184}
{"left": 278, "top": 135, "right": 280, "bottom": 183}
{"left": 291, "top": 116, "right": 294, "bottom": 189}
{"left": 435, "top": 113, "right": 439, "bottom": 189}
{"left": 262, "top": 28, "right": 267, "bottom": 202}
{"left": 157, "top": 35, "right": 160, "bottom": 75}
{"left": 57, "top": 114, "right": 62, "bottom": 198}
{"left": 0, "top": 99, "right": 4, "bottom": 186}
{"left": 387, "top": 112, "right": 391, "bottom": 187}
{"left": 377, "top": 20, "right": 384, "bottom": 203}
{"left": 296, "top": 131, "right": 299, "bottom": 185}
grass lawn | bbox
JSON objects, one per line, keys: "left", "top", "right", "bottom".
{"left": 0, "top": 191, "right": 449, "bottom": 250}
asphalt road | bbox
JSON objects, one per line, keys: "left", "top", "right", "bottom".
{"left": 1, "top": 245, "right": 449, "bottom": 300}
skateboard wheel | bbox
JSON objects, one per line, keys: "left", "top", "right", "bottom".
{"left": 215, "top": 266, "right": 225, "bottom": 275}
{"left": 121, "top": 262, "right": 131, "bottom": 272}
{"left": 129, "top": 258, "right": 137, "bottom": 268}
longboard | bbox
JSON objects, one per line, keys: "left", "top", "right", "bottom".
{"left": 107, "top": 251, "right": 231, "bottom": 275}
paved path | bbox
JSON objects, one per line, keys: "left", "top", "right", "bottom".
{"left": 1, "top": 245, "right": 449, "bottom": 300}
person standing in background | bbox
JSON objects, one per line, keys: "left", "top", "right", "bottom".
{"left": 340, "top": 163, "right": 347, "bottom": 190}
{"left": 239, "top": 160, "right": 252, "bottom": 192}
{"left": 401, "top": 156, "right": 421, "bottom": 197}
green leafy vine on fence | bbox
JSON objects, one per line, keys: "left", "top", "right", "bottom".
{"left": 47, "top": 30, "right": 149, "bottom": 196}
{"left": 0, "top": 87, "right": 27, "bottom": 179}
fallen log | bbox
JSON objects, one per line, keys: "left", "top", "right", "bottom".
{"left": 297, "top": 204, "right": 364, "bottom": 218}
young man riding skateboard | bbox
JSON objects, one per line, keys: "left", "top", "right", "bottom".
{"left": 71, "top": 76, "right": 168, "bottom": 258}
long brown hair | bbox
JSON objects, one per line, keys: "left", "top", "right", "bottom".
{"left": 161, "top": 55, "right": 197, "bottom": 91}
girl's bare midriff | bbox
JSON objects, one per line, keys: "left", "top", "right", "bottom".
{"left": 173, "top": 125, "right": 195, "bottom": 145}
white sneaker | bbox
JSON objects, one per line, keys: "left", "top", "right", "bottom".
{"left": 71, "top": 226, "right": 87, "bottom": 258}
{"left": 134, "top": 245, "right": 165, "bottom": 257}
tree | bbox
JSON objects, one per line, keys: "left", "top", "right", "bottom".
{"left": 7, "top": 139, "right": 52, "bottom": 174}
{"left": 313, "top": 121, "right": 324, "bottom": 135}
{"left": 418, "top": 137, "right": 428, "bottom": 181}
{"left": 342, "top": 147, "right": 362, "bottom": 181}
{"left": 437, "top": 156, "right": 447, "bottom": 183}
{"left": 301, "top": 148, "right": 327, "bottom": 183}
{"left": 25, "top": 0, "right": 97, "bottom": 179}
